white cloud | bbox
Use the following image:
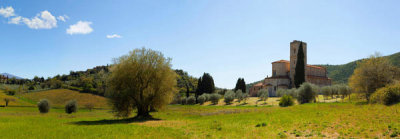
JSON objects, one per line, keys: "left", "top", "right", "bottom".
{"left": 106, "top": 34, "right": 122, "bottom": 39}
{"left": 0, "top": 6, "right": 15, "bottom": 17}
{"left": 66, "top": 21, "right": 93, "bottom": 35}
{"left": 8, "top": 16, "right": 22, "bottom": 24}
{"left": 21, "top": 10, "right": 57, "bottom": 29}
{"left": 57, "top": 15, "right": 69, "bottom": 22}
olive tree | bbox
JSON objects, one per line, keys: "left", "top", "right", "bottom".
{"left": 235, "top": 90, "right": 244, "bottom": 103}
{"left": 321, "top": 86, "right": 331, "bottom": 102}
{"left": 257, "top": 89, "right": 269, "bottom": 102}
{"left": 224, "top": 90, "right": 235, "bottom": 104}
{"left": 297, "top": 83, "right": 317, "bottom": 104}
{"left": 108, "top": 48, "right": 177, "bottom": 118}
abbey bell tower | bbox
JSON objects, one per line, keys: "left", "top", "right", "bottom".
{"left": 289, "top": 40, "right": 307, "bottom": 88}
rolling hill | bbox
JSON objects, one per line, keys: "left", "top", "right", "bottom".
{"left": 247, "top": 52, "right": 400, "bottom": 87}
{"left": 21, "top": 89, "right": 109, "bottom": 108}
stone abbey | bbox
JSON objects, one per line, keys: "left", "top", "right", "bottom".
{"left": 249, "top": 40, "right": 331, "bottom": 97}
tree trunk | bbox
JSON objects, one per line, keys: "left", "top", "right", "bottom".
{"left": 136, "top": 105, "right": 151, "bottom": 119}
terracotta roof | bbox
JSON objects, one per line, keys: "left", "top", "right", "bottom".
{"left": 307, "top": 65, "right": 326, "bottom": 70}
{"left": 272, "top": 60, "right": 289, "bottom": 64}
{"left": 253, "top": 82, "right": 263, "bottom": 87}
{"left": 265, "top": 76, "right": 290, "bottom": 79}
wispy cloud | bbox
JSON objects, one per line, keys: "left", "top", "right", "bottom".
{"left": 0, "top": 6, "right": 15, "bottom": 18}
{"left": 57, "top": 15, "right": 69, "bottom": 22}
{"left": 8, "top": 16, "right": 22, "bottom": 24}
{"left": 106, "top": 34, "right": 122, "bottom": 39}
{"left": 66, "top": 21, "right": 93, "bottom": 35}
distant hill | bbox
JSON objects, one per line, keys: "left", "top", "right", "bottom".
{"left": 246, "top": 52, "right": 400, "bottom": 87}
{"left": 0, "top": 73, "right": 24, "bottom": 79}
{"left": 319, "top": 52, "right": 400, "bottom": 84}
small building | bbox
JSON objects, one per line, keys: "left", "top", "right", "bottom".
{"left": 249, "top": 40, "right": 331, "bottom": 97}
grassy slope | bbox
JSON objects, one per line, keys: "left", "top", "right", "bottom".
{"left": 0, "top": 90, "right": 34, "bottom": 107}
{"left": 0, "top": 103, "right": 399, "bottom": 138}
{"left": 20, "top": 89, "right": 109, "bottom": 108}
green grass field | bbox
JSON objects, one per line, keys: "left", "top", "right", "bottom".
{"left": 1, "top": 100, "right": 399, "bottom": 138}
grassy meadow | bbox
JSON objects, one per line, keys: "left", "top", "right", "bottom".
{"left": 1, "top": 89, "right": 399, "bottom": 138}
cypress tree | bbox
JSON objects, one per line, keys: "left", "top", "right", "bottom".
{"left": 234, "top": 78, "right": 241, "bottom": 92}
{"left": 195, "top": 77, "right": 203, "bottom": 97}
{"left": 241, "top": 78, "right": 246, "bottom": 93}
{"left": 294, "top": 42, "right": 306, "bottom": 88}
{"left": 201, "top": 73, "right": 215, "bottom": 94}
{"left": 234, "top": 78, "right": 247, "bottom": 93}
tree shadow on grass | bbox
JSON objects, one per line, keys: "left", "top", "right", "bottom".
{"left": 71, "top": 116, "right": 161, "bottom": 125}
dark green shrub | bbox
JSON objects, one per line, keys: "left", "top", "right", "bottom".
{"left": 279, "top": 95, "right": 294, "bottom": 107}
{"left": 209, "top": 93, "right": 221, "bottom": 105}
{"left": 224, "top": 91, "right": 235, "bottom": 104}
{"left": 37, "top": 99, "right": 50, "bottom": 113}
{"left": 6, "top": 90, "right": 16, "bottom": 96}
{"left": 186, "top": 96, "right": 196, "bottom": 105}
{"left": 197, "top": 95, "right": 206, "bottom": 105}
{"left": 65, "top": 100, "right": 78, "bottom": 114}
{"left": 28, "top": 86, "right": 35, "bottom": 90}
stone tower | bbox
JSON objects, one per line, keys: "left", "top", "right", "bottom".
{"left": 289, "top": 40, "right": 307, "bottom": 88}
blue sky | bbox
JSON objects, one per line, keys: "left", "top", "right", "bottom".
{"left": 1, "top": 0, "right": 400, "bottom": 88}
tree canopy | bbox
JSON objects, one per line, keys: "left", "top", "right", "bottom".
{"left": 108, "top": 48, "right": 177, "bottom": 118}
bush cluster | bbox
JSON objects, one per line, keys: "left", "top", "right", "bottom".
{"left": 65, "top": 100, "right": 78, "bottom": 114}
{"left": 37, "top": 99, "right": 50, "bottom": 113}
{"left": 371, "top": 84, "right": 400, "bottom": 105}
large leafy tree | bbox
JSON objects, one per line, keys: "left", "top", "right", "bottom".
{"left": 108, "top": 48, "right": 177, "bottom": 118}
{"left": 349, "top": 53, "right": 398, "bottom": 102}
{"left": 294, "top": 42, "right": 306, "bottom": 88}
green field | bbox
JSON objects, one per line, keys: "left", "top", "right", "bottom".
{"left": 1, "top": 100, "right": 400, "bottom": 138}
